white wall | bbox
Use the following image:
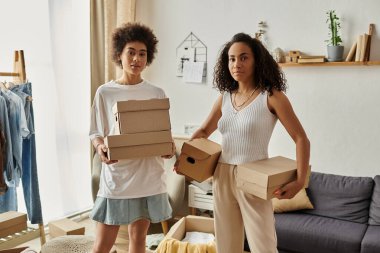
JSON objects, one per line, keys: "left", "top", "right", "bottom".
{"left": 0, "top": 0, "right": 91, "bottom": 222}
{"left": 136, "top": 0, "right": 380, "bottom": 177}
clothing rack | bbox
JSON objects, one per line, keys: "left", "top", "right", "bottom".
{"left": 0, "top": 50, "right": 46, "bottom": 248}
{"left": 0, "top": 50, "right": 26, "bottom": 83}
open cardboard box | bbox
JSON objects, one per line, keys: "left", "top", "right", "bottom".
{"left": 236, "top": 156, "right": 311, "bottom": 200}
{"left": 112, "top": 98, "right": 171, "bottom": 134}
{"left": 165, "top": 215, "right": 214, "bottom": 241}
{"left": 104, "top": 131, "right": 173, "bottom": 160}
{"left": 177, "top": 138, "right": 221, "bottom": 182}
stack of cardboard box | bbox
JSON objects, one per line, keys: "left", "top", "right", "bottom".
{"left": 105, "top": 98, "right": 173, "bottom": 160}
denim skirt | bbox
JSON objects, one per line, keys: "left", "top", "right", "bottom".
{"left": 90, "top": 193, "right": 172, "bottom": 225}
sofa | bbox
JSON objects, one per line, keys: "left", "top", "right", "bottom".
{"left": 274, "top": 172, "right": 380, "bottom": 253}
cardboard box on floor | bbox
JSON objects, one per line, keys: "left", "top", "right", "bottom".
{"left": 177, "top": 138, "right": 221, "bottom": 182}
{"left": 112, "top": 98, "right": 171, "bottom": 134}
{"left": 236, "top": 156, "right": 311, "bottom": 200}
{"left": 104, "top": 131, "right": 173, "bottom": 160}
{"left": 0, "top": 211, "right": 27, "bottom": 238}
{"left": 48, "top": 218, "right": 85, "bottom": 238}
{"left": 165, "top": 215, "right": 214, "bottom": 241}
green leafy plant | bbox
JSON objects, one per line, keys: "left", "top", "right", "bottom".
{"left": 326, "top": 10, "right": 342, "bottom": 46}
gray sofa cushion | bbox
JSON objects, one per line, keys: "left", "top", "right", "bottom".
{"left": 275, "top": 213, "right": 368, "bottom": 253}
{"left": 369, "top": 175, "right": 380, "bottom": 225}
{"left": 361, "top": 225, "right": 380, "bottom": 253}
{"left": 303, "top": 172, "right": 374, "bottom": 223}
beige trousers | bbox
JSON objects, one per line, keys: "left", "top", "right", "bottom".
{"left": 213, "top": 163, "right": 278, "bottom": 253}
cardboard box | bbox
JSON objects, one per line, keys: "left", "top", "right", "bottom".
{"left": 177, "top": 138, "right": 221, "bottom": 182}
{"left": 112, "top": 98, "right": 171, "bottom": 134}
{"left": 165, "top": 215, "right": 214, "bottom": 241}
{"left": 236, "top": 156, "right": 311, "bottom": 200}
{"left": 48, "top": 218, "right": 85, "bottom": 238}
{"left": 104, "top": 131, "right": 173, "bottom": 160}
{"left": 0, "top": 211, "right": 27, "bottom": 238}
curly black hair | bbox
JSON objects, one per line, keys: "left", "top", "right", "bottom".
{"left": 112, "top": 22, "right": 158, "bottom": 67}
{"left": 213, "top": 33, "right": 287, "bottom": 95}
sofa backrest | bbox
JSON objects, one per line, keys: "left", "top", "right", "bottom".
{"left": 369, "top": 175, "right": 380, "bottom": 225}
{"left": 303, "top": 172, "right": 374, "bottom": 224}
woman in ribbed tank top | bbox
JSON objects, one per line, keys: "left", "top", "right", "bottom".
{"left": 188, "top": 33, "right": 310, "bottom": 252}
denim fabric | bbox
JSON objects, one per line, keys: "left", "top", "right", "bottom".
{"left": 0, "top": 186, "right": 17, "bottom": 212}
{"left": 1, "top": 89, "right": 29, "bottom": 187}
{"left": 0, "top": 94, "right": 14, "bottom": 183}
{"left": 11, "top": 86, "right": 34, "bottom": 136}
{"left": 19, "top": 82, "right": 43, "bottom": 224}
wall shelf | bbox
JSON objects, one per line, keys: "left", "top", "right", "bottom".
{"left": 279, "top": 61, "right": 380, "bottom": 67}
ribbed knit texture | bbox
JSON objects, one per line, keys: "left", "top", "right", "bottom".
{"left": 218, "top": 91, "right": 277, "bottom": 165}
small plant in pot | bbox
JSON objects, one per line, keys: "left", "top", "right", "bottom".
{"left": 326, "top": 10, "right": 344, "bottom": 61}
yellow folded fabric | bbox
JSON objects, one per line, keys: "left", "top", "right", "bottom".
{"left": 156, "top": 238, "right": 216, "bottom": 253}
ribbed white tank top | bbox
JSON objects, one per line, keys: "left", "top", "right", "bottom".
{"left": 218, "top": 91, "right": 277, "bottom": 165}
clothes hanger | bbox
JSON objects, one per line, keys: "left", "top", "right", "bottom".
{"left": 5, "top": 81, "right": 16, "bottom": 89}
{"left": 0, "top": 81, "right": 8, "bottom": 90}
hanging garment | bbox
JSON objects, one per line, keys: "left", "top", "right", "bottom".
{"left": 0, "top": 91, "right": 17, "bottom": 211}
{"left": 0, "top": 88, "right": 29, "bottom": 187}
{"left": 0, "top": 121, "right": 7, "bottom": 195}
{"left": 0, "top": 94, "right": 14, "bottom": 185}
{"left": 16, "top": 82, "right": 43, "bottom": 224}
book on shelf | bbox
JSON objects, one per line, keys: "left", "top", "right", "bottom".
{"left": 363, "top": 24, "right": 374, "bottom": 61}
{"left": 299, "top": 55, "right": 325, "bottom": 59}
{"left": 355, "top": 34, "right": 363, "bottom": 62}
{"left": 298, "top": 57, "right": 325, "bottom": 63}
{"left": 359, "top": 34, "right": 369, "bottom": 61}
{"left": 345, "top": 42, "right": 357, "bottom": 62}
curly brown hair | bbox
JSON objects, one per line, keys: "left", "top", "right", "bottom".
{"left": 112, "top": 22, "right": 158, "bottom": 67}
{"left": 213, "top": 33, "right": 287, "bottom": 95}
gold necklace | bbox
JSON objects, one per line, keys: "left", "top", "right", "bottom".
{"left": 233, "top": 87, "right": 258, "bottom": 108}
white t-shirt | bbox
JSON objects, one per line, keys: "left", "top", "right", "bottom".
{"left": 89, "top": 80, "right": 168, "bottom": 199}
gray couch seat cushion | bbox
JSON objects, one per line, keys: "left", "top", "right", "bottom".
{"left": 303, "top": 172, "right": 374, "bottom": 223}
{"left": 369, "top": 175, "right": 380, "bottom": 225}
{"left": 275, "top": 213, "right": 368, "bottom": 253}
{"left": 361, "top": 225, "right": 380, "bottom": 253}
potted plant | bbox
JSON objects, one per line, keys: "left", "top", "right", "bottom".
{"left": 326, "top": 10, "right": 344, "bottom": 61}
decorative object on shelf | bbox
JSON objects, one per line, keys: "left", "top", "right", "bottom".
{"left": 285, "top": 50, "right": 301, "bottom": 63}
{"left": 325, "top": 10, "right": 344, "bottom": 62}
{"left": 176, "top": 32, "right": 207, "bottom": 82}
{"left": 255, "top": 21, "right": 269, "bottom": 49}
{"left": 255, "top": 21, "right": 266, "bottom": 41}
{"left": 272, "top": 48, "right": 285, "bottom": 63}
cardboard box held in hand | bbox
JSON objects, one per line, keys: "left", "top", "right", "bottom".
{"left": 106, "top": 98, "right": 173, "bottom": 160}
{"left": 105, "top": 131, "right": 173, "bottom": 160}
{"left": 177, "top": 138, "right": 221, "bottom": 182}
{"left": 236, "top": 156, "right": 311, "bottom": 200}
{"left": 112, "top": 98, "right": 171, "bottom": 134}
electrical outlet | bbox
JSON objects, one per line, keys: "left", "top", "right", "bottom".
{"left": 184, "top": 124, "right": 199, "bottom": 135}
